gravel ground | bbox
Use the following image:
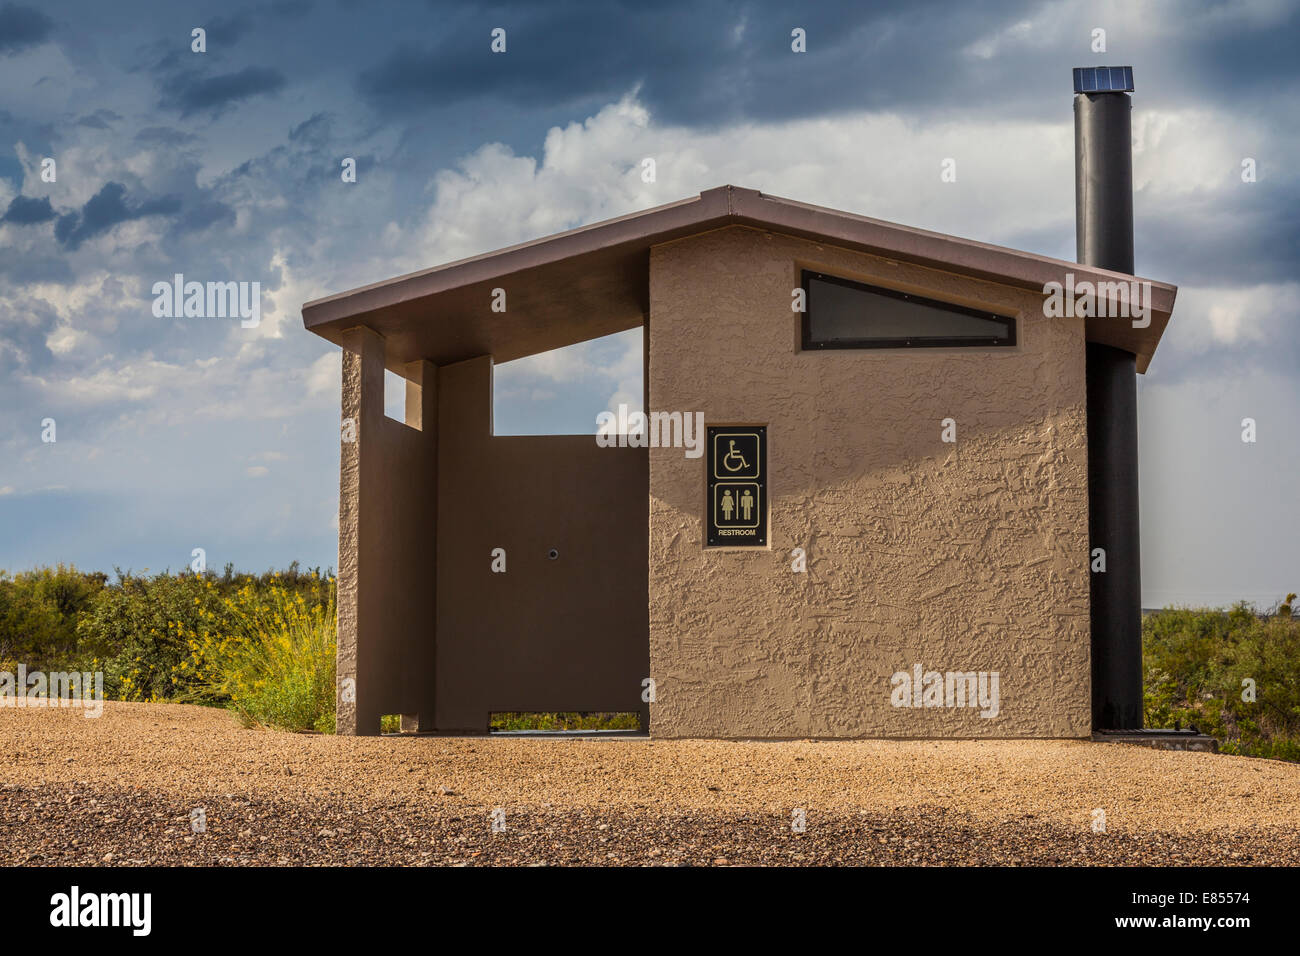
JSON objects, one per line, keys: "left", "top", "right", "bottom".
{"left": 2, "top": 701, "right": 1298, "bottom": 866}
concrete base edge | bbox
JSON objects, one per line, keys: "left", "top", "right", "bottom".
{"left": 1092, "top": 730, "right": 1219, "bottom": 753}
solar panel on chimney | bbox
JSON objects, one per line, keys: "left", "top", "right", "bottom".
{"left": 1073, "top": 66, "right": 1134, "bottom": 93}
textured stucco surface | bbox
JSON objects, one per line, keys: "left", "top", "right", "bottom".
{"left": 335, "top": 334, "right": 364, "bottom": 735}
{"left": 337, "top": 328, "right": 438, "bottom": 735}
{"left": 648, "top": 226, "right": 1092, "bottom": 739}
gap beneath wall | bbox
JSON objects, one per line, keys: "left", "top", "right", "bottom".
{"left": 1092, "top": 729, "right": 1218, "bottom": 752}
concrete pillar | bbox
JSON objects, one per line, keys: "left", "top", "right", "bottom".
{"left": 337, "top": 331, "right": 439, "bottom": 736}
{"left": 336, "top": 326, "right": 384, "bottom": 735}
{"left": 400, "top": 358, "right": 438, "bottom": 733}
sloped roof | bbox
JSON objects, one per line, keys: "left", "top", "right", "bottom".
{"left": 302, "top": 185, "right": 1176, "bottom": 372}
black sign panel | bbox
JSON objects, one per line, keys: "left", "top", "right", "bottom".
{"left": 706, "top": 425, "right": 767, "bottom": 546}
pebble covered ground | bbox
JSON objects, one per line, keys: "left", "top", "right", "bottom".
{"left": 2, "top": 702, "right": 1297, "bottom": 866}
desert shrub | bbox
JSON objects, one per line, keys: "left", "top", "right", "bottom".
{"left": 0, "top": 565, "right": 106, "bottom": 671}
{"left": 77, "top": 570, "right": 231, "bottom": 700}
{"left": 177, "top": 574, "right": 336, "bottom": 733}
{"left": 67, "top": 564, "right": 332, "bottom": 701}
{"left": 1144, "top": 600, "right": 1300, "bottom": 762}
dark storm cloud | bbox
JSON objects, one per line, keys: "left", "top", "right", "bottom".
{"left": 158, "top": 65, "right": 287, "bottom": 118}
{"left": 134, "top": 126, "right": 199, "bottom": 146}
{"left": 270, "top": 0, "right": 313, "bottom": 16}
{"left": 204, "top": 12, "right": 256, "bottom": 45}
{"left": 288, "top": 112, "right": 331, "bottom": 148}
{"left": 1, "top": 194, "right": 55, "bottom": 224}
{"left": 75, "top": 109, "right": 124, "bottom": 129}
{"left": 1161, "top": 7, "right": 1300, "bottom": 112}
{"left": 0, "top": 164, "right": 18, "bottom": 194}
{"left": 353, "top": 0, "right": 1052, "bottom": 123}
{"left": 53, "top": 182, "right": 182, "bottom": 250}
{"left": 1137, "top": 179, "right": 1300, "bottom": 289}
{"left": 353, "top": 0, "right": 1300, "bottom": 126}
{"left": 170, "top": 198, "right": 236, "bottom": 234}
{"left": 0, "top": 2, "right": 53, "bottom": 55}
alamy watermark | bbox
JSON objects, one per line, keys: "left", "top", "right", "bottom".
{"left": 1, "top": 666, "right": 104, "bottom": 718}
{"left": 1043, "top": 273, "right": 1151, "bottom": 328}
{"left": 596, "top": 404, "right": 704, "bottom": 458}
{"left": 151, "top": 273, "right": 261, "bottom": 328}
{"left": 50, "top": 886, "right": 150, "bottom": 936}
{"left": 890, "top": 663, "right": 1000, "bottom": 718}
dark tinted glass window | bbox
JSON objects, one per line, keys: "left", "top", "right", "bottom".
{"left": 802, "top": 271, "right": 1015, "bottom": 349}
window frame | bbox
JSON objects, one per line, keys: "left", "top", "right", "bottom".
{"left": 800, "top": 269, "right": 1017, "bottom": 351}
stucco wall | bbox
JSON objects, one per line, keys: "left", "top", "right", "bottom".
{"left": 647, "top": 226, "right": 1092, "bottom": 738}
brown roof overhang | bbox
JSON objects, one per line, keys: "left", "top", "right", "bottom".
{"left": 302, "top": 185, "right": 1177, "bottom": 373}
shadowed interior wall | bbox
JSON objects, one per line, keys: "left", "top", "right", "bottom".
{"left": 337, "top": 328, "right": 438, "bottom": 735}
{"left": 648, "top": 226, "right": 1093, "bottom": 738}
{"left": 434, "top": 356, "right": 649, "bottom": 732}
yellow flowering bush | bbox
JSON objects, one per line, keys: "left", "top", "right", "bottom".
{"left": 177, "top": 574, "right": 337, "bottom": 733}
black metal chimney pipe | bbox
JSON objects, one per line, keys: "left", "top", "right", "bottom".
{"left": 1074, "top": 67, "right": 1144, "bottom": 731}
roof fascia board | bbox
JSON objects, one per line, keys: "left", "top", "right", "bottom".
{"left": 302, "top": 185, "right": 1177, "bottom": 372}
{"left": 302, "top": 189, "right": 731, "bottom": 328}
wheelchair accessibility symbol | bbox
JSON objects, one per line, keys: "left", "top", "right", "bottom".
{"left": 711, "top": 432, "right": 760, "bottom": 480}
{"left": 721, "top": 440, "right": 749, "bottom": 473}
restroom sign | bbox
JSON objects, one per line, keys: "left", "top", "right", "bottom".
{"left": 706, "top": 426, "right": 767, "bottom": 546}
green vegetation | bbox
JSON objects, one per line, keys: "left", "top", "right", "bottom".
{"left": 489, "top": 712, "right": 641, "bottom": 732}
{"left": 0, "top": 565, "right": 107, "bottom": 674}
{"left": 3, "top": 564, "right": 1297, "bottom": 755}
{"left": 379, "top": 713, "right": 640, "bottom": 733}
{"left": 173, "top": 576, "right": 336, "bottom": 733}
{"left": 1, "top": 563, "right": 335, "bottom": 733}
{"left": 1143, "top": 599, "right": 1300, "bottom": 762}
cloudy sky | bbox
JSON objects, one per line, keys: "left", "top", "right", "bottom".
{"left": 1, "top": 0, "right": 1297, "bottom": 607}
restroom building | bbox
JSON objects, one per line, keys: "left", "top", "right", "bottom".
{"left": 301, "top": 179, "right": 1176, "bottom": 739}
